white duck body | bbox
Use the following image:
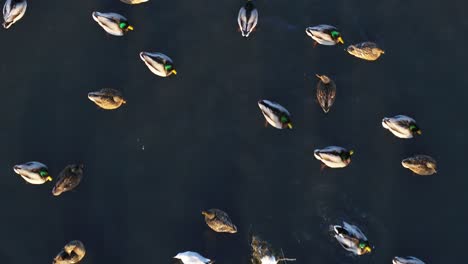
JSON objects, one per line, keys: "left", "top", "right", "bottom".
{"left": 257, "top": 100, "right": 292, "bottom": 129}
{"left": 174, "top": 251, "right": 212, "bottom": 264}
{"left": 382, "top": 115, "right": 420, "bottom": 139}
{"left": 333, "top": 221, "right": 371, "bottom": 255}
{"left": 140, "top": 52, "right": 177, "bottom": 77}
{"left": 120, "top": 0, "right": 148, "bottom": 4}
{"left": 238, "top": 0, "right": 258, "bottom": 37}
{"left": 13, "top": 161, "right": 52, "bottom": 184}
{"left": 393, "top": 256, "right": 426, "bottom": 264}
{"left": 313, "top": 146, "right": 352, "bottom": 168}
{"left": 2, "top": 0, "right": 27, "bottom": 29}
{"left": 92, "top": 11, "right": 132, "bottom": 36}
{"left": 305, "top": 24, "right": 343, "bottom": 45}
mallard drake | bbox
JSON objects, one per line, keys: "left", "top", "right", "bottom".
{"left": 140, "top": 52, "right": 177, "bottom": 77}
{"left": 120, "top": 0, "right": 148, "bottom": 4}
{"left": 258, "top": 100, "right": 292, "bottom": 129}
{"left": 393, "top": 256, "right": 426, "bottom": 264}
{"left": 53, "top": 240, "right": 86, "bottom": 264}
{"left": 314, "top": 146, "right": 353, "bottom": 168}
{"left": 2, "top": 0, "right": 27, "bottom": 29}
{"left": 238, "top": 0, "right": 258, "bottom": 37}
{"left": 52, "top": 164, "right": 84, "bottom": 196}
{"left": 92, "top": 11, "right": 134, "bottom": 36}
{"left": 174, "top": 251, "right": 213, "bottom": 264}
{"left": 251, "top": 235, "right": 296, "bottom": 264}
{"left": 332, "top": 221, "right": 372, "bottom": 256}
{"left": 202, "top": 209, "right": 237, "bottom": 233}
{"left": 382, "top": 115, "right": 421, "bottom": 139}
{"left": 315, "top": 74, "right": 336, "bottom": 113}
{"left": 305, "top": 25, "right": 344, "bottom": 46}
{"left": 13, "top": 161, "right": 52, "bottom": 184}
{"left": 346, "top": 42, "right": 384, "bottom": 61}
{"left": 88, "top": 89, "right": 126, "bottom": 110}
{"left": 401, "top": 155, "right": 437, "bottom": 176}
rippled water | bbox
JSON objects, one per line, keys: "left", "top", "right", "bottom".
{"left": 0, "top": 0, "right": 466, "bottom": 263}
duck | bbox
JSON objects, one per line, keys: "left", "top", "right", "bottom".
{"left": 238, "top": 0, "right": 258, "bottom": 37}
{"left": 88, "top": 88, "right": 126, "bottom": 110}
{"left": 332, "top": 221, "right": 372, "bottom": 256}
{"left": 52, "top": 164, "right": 84, "bottom": 196}
{"left": 13, "top": 161, "right": 52, "bottom": 184}
{"left": 174, "top": 251, "right": 213, "bottom": 264}
{"left": 202, "top": 208, "right": 237, "bottom": 233}
{"left": 258, "top": 100, "right": 292, "bottom": 129}
{"left": 401, "top": 155, "right": 437, "bottom": 176}
{"left": 53, "top": 240, "right": 86, "bottom": 264}
{"left": 382, "top": 115, "right": 422, "bottom": 139}
{"left": 393, "top": 256, "right": 426, "bottom": 264}
{"left": 140, "top": 52, "right": 177, "bottom": 77}
{"left": 305, "top": 25, "right": 344, "bottom": 46}
{"left": 251, "top": 235, "right": 296, "bottom": 264}
{"left": 346, "top": 42, "right": 385, "bottom": 61}
{"left": 120, "top": 0, "right": 148, "bottom": 4}
{"left": 314, "top": 146, "right": 353, "bottom": 168}
{"left": 2, "top": 0, "right": 27, "bottom": 29}
{"left": 92, "top": 11, "right": 134, "bottom": 36}
{"left": 315, "top": 74, "right": 336, "bottom": 113}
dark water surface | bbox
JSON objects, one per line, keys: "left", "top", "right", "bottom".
{"left": 1, "top": 0, "right": 467, "bottom": 263}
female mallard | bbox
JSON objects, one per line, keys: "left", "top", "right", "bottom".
{"left": 251, "top": 235, "right": 296, "bottom": 264}
{"left": 120, "top": 0, "right": 148, "bottom": 4}
{"left": 238, "top": 0, "right": 258, "bottom": 37}
{"left": 140, "top": 52, "right": 177, "bottom": 77}
{"left": 52, "top": 164, "right": 84, "bottom": 196}
{"left": 382, "top": 115, "right": 422, "bottom": 139}
{"left": 314, "top": 146, "right": 353, "bottom": 168}
{"left": 13, "top": 161, "right": 52, "bottom": 184}
{"left": 174, "top": 251, "right": 213, "bottom": 264}
{"left": 202, "top": 209, "right": 237, "bottom": 233}
{"left": 53, "top": 240, "right": 86, "bottom": 264}
{"left": 346, "top": 42, "right": 385, "bottom": 61}
{"left": 315, "top": 74, "right": 336, "bottom": 113}
{"left": 305, "top": 25, "right": 344, "bottom": 46}
{"left": 2, "top": 0, "right": 27, "bottom": 29}
{"left": 401, "top": 155, "right": 437, "bottom": 176}
{"left": 88, "top": 88, "right": 126, "bottom": 110}
{"left": 92, "top": 11, "right": 134, "bottom": 36}
{"left": 258, "top": 100, "right": 292, "bottom": 129}
{"left": 393, "top": 256, "right": 426, "bottom": 264}
{"left": 332, "top": 221, "right": 372, "bottom": 256}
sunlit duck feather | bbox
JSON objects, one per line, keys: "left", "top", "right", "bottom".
{"left": 382, "top": 115, "right": 421, "bottom": 139}
{"left": 92, "top": 11, "right": 134, "bottom": 36}
{"left": 314, "top": 146, "right": 353, "bottom": 168}
{"left": 13, "top": 161, "right": 52, "bottom": 184}
{"left": 332, "top": 221, "right": 372, "bottom": 256}
{"left": 2, "top": 0, "right": 27, "bottom": 29}
{"left": 140, "top": 52, "right": 177, "bottom": 77}
{"left": 238, "top": 0, "right": 258, "bottom": 37}
{"left": 305, "top": 24, "right": 344, "bottom": 46}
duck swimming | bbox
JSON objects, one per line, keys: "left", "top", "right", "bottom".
{"left": 92, "top": 11, "right": 134, "bottom": 36}
{"left": 401, "top": 155, "right": 437, "bottom": 176}
{"left": 2, "top": 0, "right": 27, "bottom": 29}
{"left": 346, "top": 42, "right": 385, "bottom": 61}
{"left": 382, "top": 115, "right": 422, "bottom": 139}
{"left": 53, "top": 240, "right": 86, "bottom": 264}
{"left": 13, "top": 161, "right": 52, "bottom": 184}
{"left": 174, "top": 251, "right": 213, "bottom": 264}
{"left": 314, "top": 146, "right": 353, "bottom": 168}
{"left": 202, "top": 208, "right": 237, "bottom": 233}
{"left": 332, "top": 221, "right": 372, "bottom": 256}
{"left": 258, "top": 100, "right": 292, "bottom": 129}
{"left": 52, "top": 164, "right": 84, "bottom": 196}
{"left": 393, "top": 256, "right": 426, "bottom": 264}
{"left": 305, "top": 25, "right": 344, "bottom": 46}
{"left": 315, "top": 74, "right": 336, "bottom": 113}
{"left": 88, "top": 88, "right": 126, "bottom": 110}
{"left": 251, "top": 235, "right": 296, "bottom": 264}
{"left": 238, "top": 0, "right": 258, "bottom": 37}
{"left": 120, "top": 0, "right": 148, "bottom": 4}
{"left": 140, "top": 52, "right": 177, "bottom": 77}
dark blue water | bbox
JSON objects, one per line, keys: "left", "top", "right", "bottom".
{"left": 0, "top": 0, "right": 466, "bottom": 263}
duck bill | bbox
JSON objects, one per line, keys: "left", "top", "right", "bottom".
{"left": 46, "top": 176, "right": 53, "bottom": 182}
{"left": 171, "top": 69, "right": 177, "bottom": 75}
{"left": 337, "top": 37, "right": 344, "bottom": 44}
{"left": 417, "top": 130, "right": 422, "bottom": 135}
{"left": 364, "top": 246, "right": 372, "bottom": 253}
{"left": 287, "top": 123, "right": 293, "bottom": 129}
{"left": 127, "top": 25, "right": 134, "bottom": 31}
